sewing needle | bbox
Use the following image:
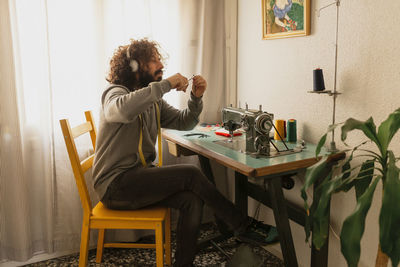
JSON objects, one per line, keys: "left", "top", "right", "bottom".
{"left": 184, "top": 75, "right": 195, "bottom": 87}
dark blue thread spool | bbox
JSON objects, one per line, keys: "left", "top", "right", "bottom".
{"left": 313, "top": 68, "right": 325, "bottom": 91}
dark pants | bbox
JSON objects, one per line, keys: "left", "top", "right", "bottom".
{"left": 101, "top": 164, "right": 247, "bottom": 267}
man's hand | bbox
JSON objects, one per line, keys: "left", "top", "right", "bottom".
{"left": 166, "top": 73, "right": 189, "bottom": 92}
{"left": 191, "top": 75, "right": 207, "bottom": 98}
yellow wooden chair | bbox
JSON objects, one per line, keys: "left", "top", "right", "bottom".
{"left": 60, "top": 111, "right": 171, "bottom": 267}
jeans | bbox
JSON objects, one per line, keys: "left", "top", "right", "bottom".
{"left": 101, "top": 164, "right": 247, "bottom": 267}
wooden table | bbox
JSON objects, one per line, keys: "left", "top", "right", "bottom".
{"left": 163, "top": 127, "right": 343, "bottom": 267}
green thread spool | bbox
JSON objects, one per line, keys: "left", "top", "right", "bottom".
{"left": 286, "top": 119, "right": 297, "bottom": 142}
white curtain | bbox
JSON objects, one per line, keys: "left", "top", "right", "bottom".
{"left": 162, "top": 0, "right": 235, "bottom": 221}
{"left": 174, "top": 0, "right": 227, "bottom": 122}
{"left": 1, "top": 0, "right": 54, "bottom": 261}
{"left": 0, "top": 0, "right": 233, "bottom": 263}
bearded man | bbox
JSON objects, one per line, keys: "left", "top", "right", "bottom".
{"left": 92, "top": 38, "right": 277, "bottom": 267}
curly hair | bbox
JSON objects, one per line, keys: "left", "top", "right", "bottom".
{"left": 106, "top": 38, "right": 165, "bottom": 91}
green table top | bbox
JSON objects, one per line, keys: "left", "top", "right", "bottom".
{"left": 164, "top": 126, "right": 328, "bottom": 172}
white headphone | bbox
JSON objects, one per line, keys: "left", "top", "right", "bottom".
{"left": 126, "top": 45, "right": 139, "bottom": 72}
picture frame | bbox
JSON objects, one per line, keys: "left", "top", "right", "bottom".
{"left": 262, "top": 0, "right": 311, "bottom": 40}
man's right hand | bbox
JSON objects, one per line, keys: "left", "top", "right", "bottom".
{"left": 166, "top": 73, "right": 189, "bottom": 92}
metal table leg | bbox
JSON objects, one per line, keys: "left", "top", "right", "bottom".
{"left": 234, "top": 171, "right": 248, "bottom": 216}
{"left": 197, "top": 155, "right": 232, "bottom": 253}
{"left": 266, "top": 178, "right": 298, "bottom": 267}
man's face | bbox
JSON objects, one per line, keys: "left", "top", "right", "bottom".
{"left": 138, "top": 53, "right": 164, "bottom": 87}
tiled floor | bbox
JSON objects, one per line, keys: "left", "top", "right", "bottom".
{"left": 23, "top": 223, "right": 284, "bottom": 266}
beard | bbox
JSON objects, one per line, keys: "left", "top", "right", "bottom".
{"left": 138, "top": 69, "right": 163, "bottom": 87}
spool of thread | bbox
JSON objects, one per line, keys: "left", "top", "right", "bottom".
{"left": 274, "top": 119, "right": 286, "bottom": 141}
{"left": 286, "top": 119, "right": 297, "bottom": 142}
{"left": 313, "top": 68, "right": 325, "bottom": 91}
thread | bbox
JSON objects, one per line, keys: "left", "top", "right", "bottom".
{"left": 286, "top": 119, "right": 297, "bottom": 142}
{"left": 313, "top": 68, "right": 325, "bottom": 91}
{"left": 274, "top": 119, "right": 286, "bottom": 141}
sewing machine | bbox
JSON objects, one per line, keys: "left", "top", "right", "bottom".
{"left": 219, "top": 104, "right": 303, "bottom": 158}
{"left": 221, "top": 105, "right": 274, "bottom": 156}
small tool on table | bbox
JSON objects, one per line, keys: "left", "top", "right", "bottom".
{"left": 183, "top": 133, "right": 209, "bottom": 138}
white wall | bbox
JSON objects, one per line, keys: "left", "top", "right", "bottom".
{"left": 237, "top": 0, "right": 400, "bottom": 266}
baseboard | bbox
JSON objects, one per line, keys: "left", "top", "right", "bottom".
{"left": 0, "top": 250, "right": 76, "bottom": 267}
{"left": 262, "top": 243, "right": 283, "bottom": 260}
{"left": 0, "top": 245, "right": 96, "bottom": 267}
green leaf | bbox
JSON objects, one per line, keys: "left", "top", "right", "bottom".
{"left": 315, "top": 124, "right": 342, "bottom": 157}
{"left": 377, "top": 108, "right": 400, "bottom": 156}
{"left": 334, "top": 155, "right": 375, "bottom": 194}
{"left": 301, "top": 156, "right": 329, "bottom": 205}
{"left": 342, "top": 157, "right": 352, "bottom": 179}
{"left": 379, "top": 151, "right": 400, "bottom": 266}
{"left": 335, "top": 149, "right": 367, "bottom": 193}
{"left": 312, "top": 174, "right": 342, "bottom": 249}
{"left": 337, "top": 153, "right": 354, "bottom": 192}
{"left": 341, "top": 117, "right": 380, "bottom": 148}
{"left": 304, "top": 191, "right": 320, "bottom": 243}
{"left": 340, "top": 176, "right": 380, "bottom": 267}
{"left": 316, "top": 133, "right": 327, "bottom": 157}
{"left": 354, "top": 160, "right": 374, "bottom": 200}
{"left": 301, "top": 156, "right": 329, "bottom": 241}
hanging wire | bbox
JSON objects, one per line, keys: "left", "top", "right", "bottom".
{"left": 316, "top": 1, "right": 336, "bottom": 17}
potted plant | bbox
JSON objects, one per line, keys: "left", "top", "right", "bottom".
{"left": 301, "top": 108, "right": 400, "bottom": 267}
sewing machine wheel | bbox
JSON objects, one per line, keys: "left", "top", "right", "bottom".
{"left": 255, "top": 114, "right": 273, "bottom": 135}
{"left": 254, "top": 135, "right": 270, "bottom": 155}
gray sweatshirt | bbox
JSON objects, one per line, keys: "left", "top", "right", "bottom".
{"left": 92, "top": 79, "right": 203, "bottom": 199}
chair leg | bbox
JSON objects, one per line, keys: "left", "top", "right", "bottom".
{"left": 165, "top": 209, "right": 172, "bottom": 266}
{"left": 79, "top": 218, "right": 90, "bottom": 267}
{"left": 155, "top": 222, "right": 164, "bottom": 267}
{"left": 96, "top": 229, "right": 105, "bottom": 263}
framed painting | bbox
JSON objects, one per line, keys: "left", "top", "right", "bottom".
{"left": 262, "top": 0, "right": 310, "bottom": 40}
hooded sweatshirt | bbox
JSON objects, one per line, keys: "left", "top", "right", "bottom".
{"left": 92, "top": 79, "right": 203, "bottom": 199}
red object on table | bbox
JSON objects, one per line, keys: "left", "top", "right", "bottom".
{"left": 215, "top": 131, "right": 242, "bottom": 137}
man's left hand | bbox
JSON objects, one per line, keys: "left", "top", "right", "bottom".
{"left": 191, "top": 75, "right": 207, "bottom": 98}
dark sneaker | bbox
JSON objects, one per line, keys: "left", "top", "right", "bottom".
{"left": 251, "top": 220, "right": 279, "bottom": 244}
{"left": 236, "top": 219, "right": 279, "bottom": 246}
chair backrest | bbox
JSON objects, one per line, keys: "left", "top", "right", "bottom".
{"left": 60, "top": 111, "right": 97, "bottom": 215}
